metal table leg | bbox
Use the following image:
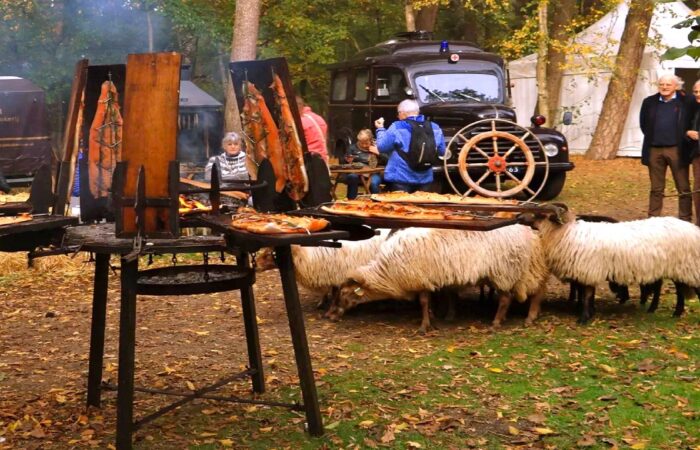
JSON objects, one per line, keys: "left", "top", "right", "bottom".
{"left": 274, "top": 245, "right": 324, "bottom": 436}
{"left": 116, "top": 257, "right": 138, "bottom": 450}
{"left": 236, "top": 252, "right": 265, "bottom": 393}
{"left": 87, "top": 253, "right": 110, "bottom": 407}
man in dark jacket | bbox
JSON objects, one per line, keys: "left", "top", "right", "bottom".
{"left": 639, "top": 74, "right": 692, "bottom": 221}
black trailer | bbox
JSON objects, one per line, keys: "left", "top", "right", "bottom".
{"left": 0, "top": 76, "right": 52, "bottom": 184}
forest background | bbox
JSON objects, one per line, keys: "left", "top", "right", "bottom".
{"left": 2, "top": 0, "right": 700, "bottom": 159}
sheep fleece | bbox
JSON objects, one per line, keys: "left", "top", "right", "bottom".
{"left": 292, "top": 233, "right": 387, "bottom": 292}
{"left": 347, "top": 225, "right": 546, "bottom": 300}
{"left": 538, "top": 216, "right": 700, "bottom": 286}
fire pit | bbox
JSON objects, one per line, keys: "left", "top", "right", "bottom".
{"left": 136, "top": 264, "right": 254, "bottom": 295}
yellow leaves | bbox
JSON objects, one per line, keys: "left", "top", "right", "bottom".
{"left": 55, "top": 394, "right": 66, "bottom": 404}
{"left": 219, "top": 438, "right": 234, "bottom": 447}
{"left": 336, "top": 353, "right": 351, "bottom": 359}
{"left": 508, "top": 425, "right": 520, "bottom": 435}
{"left": 325, "top": 420, "right": 340, "bottom": 430}
{"left": 185, "top": 380, "right": 196, "bottom": 391}
{"left": 406, "top": 441, "right": 423, "bottom": 449}
{"left": 598, "top": 364, "right": 617, "bottom": 374}
{"left": 532, "top": 427, "right": 555, "bottom": 435}
{"left": 358, "top": 420, "right": 374, "bottom": 428}
{"left": 488, "top": 367, "right": 504, "bottom": 373}
{"left": 259, "top": 426, "right": 272, "bottom": 433}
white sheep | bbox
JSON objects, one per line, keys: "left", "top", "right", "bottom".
{"left": 530, "top": 210, "right": 700, "bottom": 322}
{"left": 256, "top": 230, "right": 391, "bottom": 309}
{"left": 333, "top": 225, "right": 549, "bottom": 332}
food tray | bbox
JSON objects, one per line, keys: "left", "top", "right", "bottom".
{"left": 290, "top": 205, "right": 517, "bottom": 231}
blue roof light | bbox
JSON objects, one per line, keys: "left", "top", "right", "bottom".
{"left": 439, "top": 40, "right": 449, "bottom": 54}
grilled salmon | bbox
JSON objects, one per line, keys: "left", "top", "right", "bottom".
{"left": 241, "top": 81, "right": 268, "bottom": 178}
{"left": 246, "top": 82, "right": 286, "bottom": 193}
{"left": 88, "top": 80, "right": 122, "bottom": 198}
{"left": 271, "top": 74, "right": 308, "bottom": 201}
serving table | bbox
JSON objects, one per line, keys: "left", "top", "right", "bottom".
{"left": 329, "top": 166, "right": 384, "bottom": 199}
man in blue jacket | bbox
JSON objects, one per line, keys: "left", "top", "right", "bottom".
{"left": 374, "top": 99, "right": 446, "bottom": 192}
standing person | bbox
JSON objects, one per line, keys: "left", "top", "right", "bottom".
{"left": 343, "top": 129, "right": 384, "bottom": 199}
{"left": 296, "top": 96, "right": 328, "bottom": 163}
{"left": 639, "top": 74, "right": 692, "bottom": 221}
{"left": 684, "top": 79, "right": 700, "bottom": 225}
{"left": 374, "top": 99, "right": 445, "bottom": 193}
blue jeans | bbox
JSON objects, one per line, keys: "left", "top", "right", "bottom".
{"left": 346, "top": 173, "right": 383, "bottom": 199}
{"left": 385, "top": 181, "right": 432, "bottom": 193}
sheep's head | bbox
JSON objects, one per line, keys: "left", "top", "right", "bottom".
{"left": 331, "top": 280, "right": 373, "bottom": 318}
{"left": 518, "top": 203, "right": 572, "bottom": 229}
{"left": 254, "top": 247, "right": 277, "bottom": 272}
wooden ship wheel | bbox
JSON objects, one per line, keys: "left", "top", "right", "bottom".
{"left": 442, "top": 119, "right": 550, "bottom": 200}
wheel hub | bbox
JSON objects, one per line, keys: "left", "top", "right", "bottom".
{"left": 487, "top": 155, "right": 507, "bottom": 174}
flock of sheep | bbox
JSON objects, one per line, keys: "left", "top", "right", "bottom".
{"left": 258, "top": 206, "right": 699, "bottom": 331}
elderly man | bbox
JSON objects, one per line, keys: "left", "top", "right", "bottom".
{"left": 374, "top": 99, "right": 445, "bottom": 193}
{"left": 639, "top": 74, "right": 692, "bottom": 221}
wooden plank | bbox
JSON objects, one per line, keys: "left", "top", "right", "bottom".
{"left": 54, "top": 59, "right": 88, "bottom": 215}
{"left": 119, "top": 52, "right": 181, "bottom": 237}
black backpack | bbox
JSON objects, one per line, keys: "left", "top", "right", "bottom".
{"left": 398, "top": 119, "right": 437, "bottom": 171}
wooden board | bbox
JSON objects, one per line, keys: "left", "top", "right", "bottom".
{"left": 118, "top": 52, "right": 181, "bottom": 237}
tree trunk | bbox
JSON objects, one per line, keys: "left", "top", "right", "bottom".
{"left": 535, "top": 0, "right": 549, "bottom": 125}
{"left": 586, "top": 0, "right": 654, "bottom": 160}
{"left": 224, "top": 0, "right": 261, "bottom": 132}
{"left": 405, "top": 1, "right": 416, "bottom": 32}
{"left": 415, "top": 4, "right": 439, "bottom": 32}
{"left": 546, "top": 0, "right": 575, "bottom": 127}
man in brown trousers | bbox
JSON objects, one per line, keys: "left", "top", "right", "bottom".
{"left": 639, "top": 74, "right": 692, "bottom": 221}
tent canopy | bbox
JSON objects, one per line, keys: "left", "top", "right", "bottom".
{"left": 508, "top": 1, "right": 698, "bottom": 156}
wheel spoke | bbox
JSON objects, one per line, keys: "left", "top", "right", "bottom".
{"left": 444, "top": 163, "right": 461, "bottom": 168}
{"left": 473, "top": 145, "right": 490, "bottom": 159}
{"left": 504, "top": 170, "right": 522, "bottom": 183}
{"left": 474, "top": 169, "right": 492, "bottom": 186}
{"left": 465, "top": 162, "right": 489, "bottom": 168}
{"left": 495, "top": 172, "right": 501, "bottom": 192}
{"left": 533, "top": 161, "right": 548, "bottom": 166}
{"left": 465, "top": 187, "right": 474, "bottom": 197}
{"left": 492, "top": 135, "right": 499, "bottom": 156}
{"left": 524, "top": 185, "right": 536, "bottom": 196}
{"left": 457, "top": 134, "right": 470, "bottom": 144}
{"left": 505, "top": 162, "right": 530, "bottom": 167}
{"left": 503, "top": 143, "right": 520, "bottom": 159}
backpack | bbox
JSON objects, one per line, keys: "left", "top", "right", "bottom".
{"left": 398, "top": 119, "right": 438, "bottom": 171}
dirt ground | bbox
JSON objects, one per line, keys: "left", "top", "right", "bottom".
{"left": 0, "top": 155, "right": 695, "bottom": 448}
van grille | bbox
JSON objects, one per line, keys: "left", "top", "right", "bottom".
{"left": 446, "top": 122, "right": 544, "bottom": 163}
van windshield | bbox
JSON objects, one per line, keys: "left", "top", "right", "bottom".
{"left": 414, "top": 72, "right": 500, "bottom": 103}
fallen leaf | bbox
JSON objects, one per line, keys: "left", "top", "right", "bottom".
{"left": 380, "top": 428, "right": 395, "bottom": 443}
{"left": 186, "top": 381, "right": 196, "bottom": 391}
{"left": 508, "top": 425, "right": 520, "bottom": 435}
{"left": 599, "top": 364, "right": 617, "bottom": 374}
{"left": 407, "top": 442, "right": 423, "bottom": 449}
{"left": 488, "top": 367, "right": 503, "bottom": 373}
{"left": 577, "top": 434, "right": 596, "bottom": 446}
{"left": 325, "top": 421, "right": 340, "bottom": 430}
{"left": 259, "top": 427, "right": 272, "bottom": 433}
{"left": 533, "top": 427, "right": 555, "bottom": 435}
{"left": 219, "top": 438, "right": 234, "bottom": 447}
{"left": 358, "top": 420, "right": 374, "bottom": 428}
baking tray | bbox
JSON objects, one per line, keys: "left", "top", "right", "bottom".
{"left": 290, "top": 204, "right": 518, "bottom": 231}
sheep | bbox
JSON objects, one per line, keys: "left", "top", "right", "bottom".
{"left": 332, "top": 225, "right": 549, "bottom": 332}
{"left": 255, "top": 230, "right": 391, "bottom": 309}
{"left": 526, "top": 209, "right": 700, "bottom": 323}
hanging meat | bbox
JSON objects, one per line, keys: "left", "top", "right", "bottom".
{"left": 244, "top": 81, "right": 286, "bottom": 193}
{"left": 271, "top": 73, "right": 308, "bottom": 202}
{"left": 88, "top": 80, "right": 122, "bottom": 199}
{"left": 241, "top": 81, "right": 268, "bottom": 178}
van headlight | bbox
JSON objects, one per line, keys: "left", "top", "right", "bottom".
{"left": 543, "top": 143, "right": 559, "bottom": 157}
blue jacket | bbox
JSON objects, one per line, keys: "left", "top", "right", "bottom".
{"left": 375, "top": 115, "right": 446, "bottom": 185}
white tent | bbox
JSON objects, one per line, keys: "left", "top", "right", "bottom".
{"left": 508, "top": 1, "right": 698, "bottom": 156}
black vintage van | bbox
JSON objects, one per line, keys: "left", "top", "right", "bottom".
{"left": 0, "top": 76, "right": 52, "bottom": 185}
{"left": 326, "top": 32, "right": 574, "bottom": 200}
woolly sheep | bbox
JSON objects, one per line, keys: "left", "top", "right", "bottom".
{"left": 256, "top": 230, "right": 391, "bottom": 309}
{"left": 530, "top": 211, "right": 700, "bottom": 322}
{"left": 334, "top": 225, "right": 549, "bottom": 332}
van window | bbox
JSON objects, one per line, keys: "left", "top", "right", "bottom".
{"left": 331, "top": 72, "right": 349, "bottom": 101}
{"left": 373, "top": 68, "right": 406, "bottom": 103}
{"left": 353, "top": 69, "right": 369, "bottom": 102}
{"left": 414, "top": 72, "right": 500, "bottom": 103}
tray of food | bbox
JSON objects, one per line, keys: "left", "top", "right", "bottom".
{"left": 329, "top": 162, "right": 366, "bottom": 170}
{"left": 292, "top": 199, "right": 518, "bottom": 231}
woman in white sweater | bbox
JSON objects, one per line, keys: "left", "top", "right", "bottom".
{"left": 205, "top": 132, "right": 250, "bottom": 185}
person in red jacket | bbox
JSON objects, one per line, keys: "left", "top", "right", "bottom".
{"left": 296, "top": 96, "right": 328, "bottom": 162}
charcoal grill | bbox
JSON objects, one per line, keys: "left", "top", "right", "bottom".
{"left": 0, "top": 215, "right": 78, "bottom": 253}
